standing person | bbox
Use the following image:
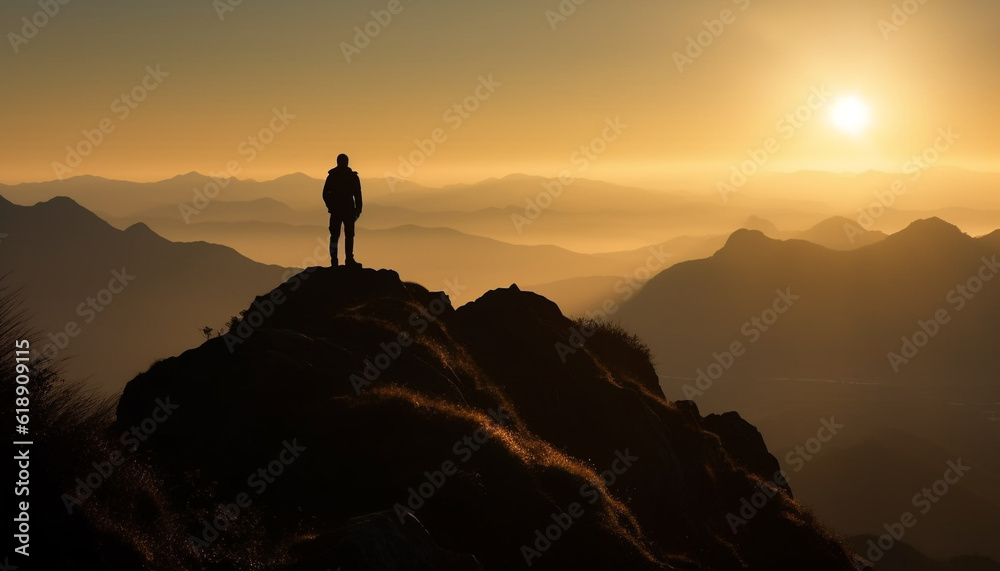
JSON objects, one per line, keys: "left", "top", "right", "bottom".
{"left": 322, "top": 154, "right": 363, "bottom": 267}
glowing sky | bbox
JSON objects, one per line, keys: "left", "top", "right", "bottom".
{"left": 2, "top": 0, "right": 999, "bottom": 186}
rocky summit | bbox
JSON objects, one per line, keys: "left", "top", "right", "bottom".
{"left": 113, "top": 266, "right": 863, "bottom": 570}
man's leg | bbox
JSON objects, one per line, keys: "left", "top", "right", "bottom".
{"left": 344, "top": 217, "right": 356, "bottom": 262}
{"left": 329, "top": 215, "right": 342, "bottom": 265}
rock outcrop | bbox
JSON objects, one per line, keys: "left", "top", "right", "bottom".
{"left": 115, "top": 266, "right": 861, "bottom": 570}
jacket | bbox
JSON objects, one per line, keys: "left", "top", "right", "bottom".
{"left": 322, "top": 166, "right": 363, "bottom": 217}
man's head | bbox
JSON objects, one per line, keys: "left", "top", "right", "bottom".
{"left": 337, "top": 154, "right": 349, "bottom": 167}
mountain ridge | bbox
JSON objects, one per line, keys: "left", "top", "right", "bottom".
{"left": 0, "top": 193, "right": 289, "bottom": 389}
{"left": 110, "top": 265, "right": 863, "bottom": 570}
{"left": 622, "top": 217, "right": 1000, "bottom": 387}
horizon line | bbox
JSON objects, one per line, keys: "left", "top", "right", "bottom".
{"left": 3, "top": 165, "right": 1000, "bottom": 190}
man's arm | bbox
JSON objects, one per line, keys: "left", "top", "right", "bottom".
{"left": 321, "top": 176, "right": 334, "bottom": 213}
{"left": 353, "top": 174, "right": 363, "bottom": 219}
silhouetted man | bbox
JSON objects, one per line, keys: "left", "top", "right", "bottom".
{"left": 322, "top": 154, "right": 363, "bottom": 267}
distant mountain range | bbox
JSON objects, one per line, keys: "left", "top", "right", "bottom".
{"left": 7, "top": 184, "right": 999, "bottom": 565}
{"left": 0, "top": 189, "right": 890, "bottom": 393}
{"left": 8, "top": 172, "right": 998, "bottom": 250}
{"left": 0, "top": 194, "right": 287, "bottom": 390}
{"left": 619, "top": 218, "right": 1000, "bottom": 561}
{"left": 743, "top": 215, "right": 887, "bottom": 249}
{"left": 620, "top": 217, "right": 1000, "bottom": 389}
{"left": 845, "top": 535, "right": 1000, "bottom": 571}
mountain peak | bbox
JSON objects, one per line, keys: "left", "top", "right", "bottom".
{"left": 55, "top": 174, "right": 121, "bottom": 184}
{"left": 39, "top": 195, "right": 85, "bottom": 208}
{"left": 113, "top": 264, "right": 861, "bottom": 569}
{"left": 457, "top": 283, "right": 564, "bottom": 326}
{"left": 979, "top": 229, "right": 1000, "bottom": 245}
{"left": 719, "top": 228, "right": 779, "bottom": 253}
{"left": 889, "top": 217, "right": 968, "bottom": 246}
{"left": 123, "top": 222, "right": 163, "bottom": 240}
{"left": 809, "top": 215, "right": 858, "bottom": 230}
{"left": 902, "top": 216, "right": 964, "bottom": 236}
{"left": 245, "top": 266, "right": 446, "bottom": 336}
{"left": 159, "top": 171, "right": 216, "bottom": 185}
{"left": 270, "top": 172, "right": 318, "bottom": 183}
{"left": 36, "top": 195, "right": 106, "bottom": 221}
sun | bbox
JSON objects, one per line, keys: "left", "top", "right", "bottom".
{"left": 829, "top": 95, "right": 872, "bottom": 136}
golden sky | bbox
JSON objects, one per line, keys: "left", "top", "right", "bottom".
{"left": 2, "top": 0, "right": 998, "bottom": 186}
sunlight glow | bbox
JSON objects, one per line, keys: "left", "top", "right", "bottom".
{"left": 829, "top": 95, "right": 872, "bottom": 136}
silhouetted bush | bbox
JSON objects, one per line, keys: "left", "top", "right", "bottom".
{"left": 576, "top": 316, "right": 654, "bottom": 364}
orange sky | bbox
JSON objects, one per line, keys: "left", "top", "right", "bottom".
{"left": 2, "top": 0, "right": 998, "bottom": 187}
